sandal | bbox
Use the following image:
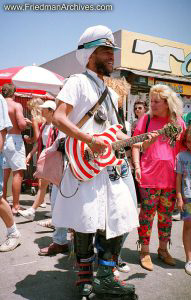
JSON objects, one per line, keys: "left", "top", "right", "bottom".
{"left": 36, "top": 219, "right": 55, "bottom": 230}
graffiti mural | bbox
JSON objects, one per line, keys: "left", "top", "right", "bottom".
{"left": 132, "top": 39, "right": 191, "bottom": 77}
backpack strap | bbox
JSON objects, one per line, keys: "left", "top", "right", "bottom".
{"left": 145, "top": 114, "right": 150, "bottom": 133}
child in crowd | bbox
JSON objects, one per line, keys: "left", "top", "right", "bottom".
{"left": 176, "top": 125, "right": 191, "bottom": 276}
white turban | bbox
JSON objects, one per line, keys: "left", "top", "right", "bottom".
{"left": 76, "top": 25, "right": 117, "bottom": 68}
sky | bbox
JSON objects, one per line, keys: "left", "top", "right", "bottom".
{"left": 0, "top": 0, "right": 191, "bottom": 70}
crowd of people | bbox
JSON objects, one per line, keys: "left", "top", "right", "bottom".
{"left": 0, "top": 24, "right": 191, "bottom": 299}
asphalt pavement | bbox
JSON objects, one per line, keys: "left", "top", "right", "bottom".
{"left": 0, "top": 193, "right": 190, "bottom": 300}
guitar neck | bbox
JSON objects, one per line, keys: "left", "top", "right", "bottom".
{"left": 112, "top": 128, "right": 164, "bottom": 151}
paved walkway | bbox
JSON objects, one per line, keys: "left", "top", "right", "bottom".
{"left": 0, "top": 193, "right": 190, "bottom": 300}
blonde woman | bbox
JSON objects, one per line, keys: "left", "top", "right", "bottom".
{"left": 18, "top": 101, "right": 57, "bottom": 221}
{"left": 132, "top": 84, "right": 186, "bottom": 271}
{"left": 26, "top": 97, "right": 44, "bottom": 143}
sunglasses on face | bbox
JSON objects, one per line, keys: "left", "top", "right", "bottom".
{"left": 135, "top": 106, "right": 143, "bottom": 110}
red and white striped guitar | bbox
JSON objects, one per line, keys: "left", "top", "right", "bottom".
{"left": 65, "top": 123, "right": 181, "bottom": 182}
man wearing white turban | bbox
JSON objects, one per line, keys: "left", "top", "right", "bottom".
{"left": 53, "top": 25, "right": 138, "bottom": 299}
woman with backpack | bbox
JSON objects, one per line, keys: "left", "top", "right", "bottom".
{"left": 132, "top": 84, "right": 186, "bottom": 271}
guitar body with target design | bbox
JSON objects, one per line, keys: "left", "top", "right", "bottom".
{"left": 65, "top": 123, "right": 181, "bottom": 182}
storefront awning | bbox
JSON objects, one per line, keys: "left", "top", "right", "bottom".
{"left": 117, "top": 67, "right": 191, "bottom": 84}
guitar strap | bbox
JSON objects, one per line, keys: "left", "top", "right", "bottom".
{"left": 76, "top": 71, "right": 111, "bottom": 128}
{"left": 81, "top": 71, "right": 126, "bottom": 132}
{"left": 76, "top": 86, "right": 108, "bottom": 128}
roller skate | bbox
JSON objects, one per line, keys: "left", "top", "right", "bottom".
{"left": 93, "top": 259, "right": 138, "bottom": 299}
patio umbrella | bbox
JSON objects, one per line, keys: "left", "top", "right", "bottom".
{"left": 0, "top": 66, "right": 64, "bottom": 95}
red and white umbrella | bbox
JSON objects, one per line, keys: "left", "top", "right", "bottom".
{"left": 0, "top": 66, "right": 64, "bottom": 96}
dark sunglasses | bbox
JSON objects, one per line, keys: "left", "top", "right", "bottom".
{"left": 135, "top": 106, "right": 143, "bottom": 110}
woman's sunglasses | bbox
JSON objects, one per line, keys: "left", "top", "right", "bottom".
{"left": 135, "top": 106, "right": 143, "bottom": 110}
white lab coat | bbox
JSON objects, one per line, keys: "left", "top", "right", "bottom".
{"left": 52, "top": 69, "right": 139, "bottom": 239}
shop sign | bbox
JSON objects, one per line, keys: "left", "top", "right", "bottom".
{"left": 134, "top": 76, "right": 148, "bottom": 85}
{"left": 155, "top": 80, "right": 191, "bottom": 95}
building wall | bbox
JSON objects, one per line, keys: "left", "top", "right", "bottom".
{"left": 40, "top": 30, "right": 122, "bottom": 78}
{"left": 41, "top": 29, "right": 191, "bottom": 80}
{"left": 120, "top": 30, "right": 191, "bottom": 77}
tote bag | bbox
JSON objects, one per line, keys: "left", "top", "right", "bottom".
{"left": 34, "top": 144, "right": 64, "bottom": 187}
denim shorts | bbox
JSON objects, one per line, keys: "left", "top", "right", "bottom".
{"left": 3, "top": 134, "right": 26, "bottom": 171}
{"left": 0, "top": 153, "right": 3, "bottom": 197}
{"left": 181, "top": 198, "right": 191, "bottom": 221}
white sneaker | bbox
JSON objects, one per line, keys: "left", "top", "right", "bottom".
{"left": 0, "top": 232, "right": 21, "bottom": 252}
{"left": 39, "top": 203, "right": 46, "bottom": 208}
{"left": 185, "top": 261, "right": 191, "bottom": 276}
{"left": 116, "top": 261, "right": 131, "bottom": 273}
{"left": 18, "top": 208, "right": 35, "bottom": 221}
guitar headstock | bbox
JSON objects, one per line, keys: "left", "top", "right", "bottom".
{"left": 163, "top": 122, "right": 182, "bottom": 147}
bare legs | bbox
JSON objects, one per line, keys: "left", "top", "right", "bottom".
{"left": 0, "top": 196, "right": 14, "bottom": 228}
{"left": 32, "top": 179, "right": 49, "bottom": 210}
{"left": 18, "top": 178, "right": 49, "bottom": 221}
{"left": 183, "top": 221, "right": 191, "bottom": 262}
{"left": 0, "top": 195, "right": 22, "bottom": 252}
{"left": 3, "top": 168, "right": 11, "bottom": 200}
{"left": 3, "top": 168, "right": 23, "bottom": 212}
{"left": 12, "top": 170, "right": 23, "bottom": 211}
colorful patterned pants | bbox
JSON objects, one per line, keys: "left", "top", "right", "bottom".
{"left": 138, "top": 188, "right": 176, "bottom": 245}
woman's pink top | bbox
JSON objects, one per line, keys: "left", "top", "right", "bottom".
{"left": 133, "top": 114, "right": 186, "bottom": 189}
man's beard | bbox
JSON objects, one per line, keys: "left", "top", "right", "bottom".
{"left": 95, "top": 60, "right": 112, "bottom": 77}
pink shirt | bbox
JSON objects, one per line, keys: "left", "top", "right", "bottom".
{"left": 133, "top": 114, "right": 186, "bottom": 189}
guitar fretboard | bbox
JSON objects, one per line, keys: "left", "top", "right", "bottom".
{"left": 112, "top": 129, "right": 164, "bottom": 151}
